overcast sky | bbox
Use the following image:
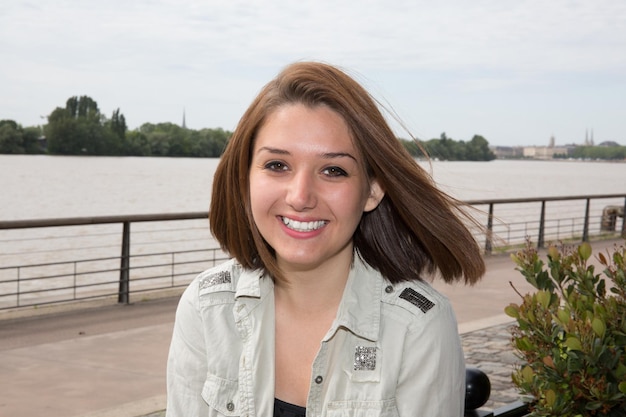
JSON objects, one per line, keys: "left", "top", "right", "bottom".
{"left": 1, "top": 0, "right": 625, "bottom": 146}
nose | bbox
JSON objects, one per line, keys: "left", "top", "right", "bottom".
{"left": 285, "top": 171, "right": 317, "bottom": 211}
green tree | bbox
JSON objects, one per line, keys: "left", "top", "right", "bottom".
{"left": 108, "top": 108, "right": 127, "bottom": 140}
{"left": 416, "top": 133, "right": 496, "bottom": 161}
{"left": 124, "top": 131, "right": 151, "bottom": 156}
{"left": 467, "top": 135, "right": 496, "bottom": 161}
{"left": 0, "top": 120, "right": 23, "bottom": 153}
{"left": 46, "top": 96, "right": 127, "bottom": 155}
{"left": 572, "top": 146, "right": 626, "bottom": 160}
{"left": 46, "top": 97, "right": 102, "bottom": 154}
{"left": 0, "top": 120, "right": 43, "bottom": 154}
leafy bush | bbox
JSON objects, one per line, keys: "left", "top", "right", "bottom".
{"left": 505, "top": 240, "right": 626, "bottom": 416}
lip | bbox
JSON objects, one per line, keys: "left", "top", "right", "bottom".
{"left": 278, "top": 215, "right": 328, "bottom": 238}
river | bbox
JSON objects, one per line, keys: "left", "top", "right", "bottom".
{"left": 2, "top": 155, "right": 625, "bottom": 221}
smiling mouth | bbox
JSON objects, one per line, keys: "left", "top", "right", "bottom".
{"left": 281, "top": 216, "right": 327, "bottom": 232}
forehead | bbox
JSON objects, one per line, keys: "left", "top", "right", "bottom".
{"left": 254, "top": 103, "right": 357, "bottom": 153}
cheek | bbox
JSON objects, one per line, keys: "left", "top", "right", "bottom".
{"left": 249, "top": 174, "right": 276, "bottom": 216}
{"left": 329, "top": 187, "right": 369, "bottom": 218}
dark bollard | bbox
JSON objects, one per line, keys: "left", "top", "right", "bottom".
{"left": 465, "top": 367, "right": 491, "bottom": 411}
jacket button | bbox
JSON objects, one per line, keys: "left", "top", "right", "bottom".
{"left": 314, "top": 375, "right": 323, "bottom": 384}
{"left": 226, "top": 402, "right": 235, "bottom": 411}
{"left": 385, "top": 285, "right": 393, "bottom": 293}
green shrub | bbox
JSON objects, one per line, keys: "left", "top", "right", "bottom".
{"left": 505, "top": 240, "right": 626, "bottom": 416}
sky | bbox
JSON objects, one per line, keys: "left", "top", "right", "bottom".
{"left": 1, "top": 0, "right": 625, "bottom": 147}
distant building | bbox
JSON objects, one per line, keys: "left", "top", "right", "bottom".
{"left": 491, "top": 146, "right": 523, "bottom": 159}
{"left": 522, "top": 146, "right": 570, "bottom": 159}
{"left": 521, "top": 135, "right": 572, "bottom": 159}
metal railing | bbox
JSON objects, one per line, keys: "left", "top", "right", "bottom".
{"left": 467, "top": 193, "right": 626, "bottom": 254}
{"left": 0, "top": 212, "right": 229, "bottom": 310}
{"left": 1, "top": 194, "right": 625, "bottom": 311}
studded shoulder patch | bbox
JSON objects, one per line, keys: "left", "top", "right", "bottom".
{"left": 399, "top": 288, "right": 435, "bottom": 313}
{"left": 199, "top": 270, "right": 231, "bottom": 290}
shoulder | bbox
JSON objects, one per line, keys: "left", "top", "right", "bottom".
{"left": 380, "top": 278, "right": 456, "bottom": 330}
{"left": 181, "top": 259, "right": 243, "bottom": 303}
{"left": 195, "top": 259, "right": 241, "bottom": 294}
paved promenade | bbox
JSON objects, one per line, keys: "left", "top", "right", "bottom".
{"left": 1, "top": 239, "right": 623, "bottom": 417}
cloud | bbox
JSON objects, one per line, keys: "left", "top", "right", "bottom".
{"left": 1, "top": 0, "right": 625, "bottom": 145}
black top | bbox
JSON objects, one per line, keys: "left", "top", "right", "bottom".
{"left": 274, "top": 398, "right": 306, "bottom": 417}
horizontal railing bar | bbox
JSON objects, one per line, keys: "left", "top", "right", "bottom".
{"left": 0, "top": 256, "right": 122, "bottom": 271}
{"left": 1, "top": 292, "right": 122, "bottom": 309}
{"left": 0, "top": 271, "right": 120, "bottom": 285}
{"left": 0, "top": 248, "right": 219, "bottom": 271}
{"left": 466, "top": 193, "right": 625, "bottom": 205}
{"left": 0, "top": 211, "right": 209, "bottom": 230}
{"left": 4, "top": 279, "right": 120, "bottom": 295}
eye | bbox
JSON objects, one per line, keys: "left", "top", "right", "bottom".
{"left": 323, "top": 166, "right": 348, "bottom": 177}
{"left": 264, "top": 161, "right": 288, "bottom": 171}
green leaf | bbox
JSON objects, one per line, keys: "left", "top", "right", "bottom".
{"left": 521, "top": 365, "right": 534, "bottom": 384}
{"left": 564, "top": 336, "right": 583, "bottom": 351}
{"left": 537, "top": 290, "right": 551, "bottom": 309}
{"left": 619, "top": 381, "right": 626, "bottom": 394}
{"left": 504, "top": 304, "right": 520, "bottom": 319}
{"left": 592, "top": 317, "right": 606, "bottom": 338}
{"left": 557, "top": 308, "right": 570, "bottom": 325}
{"left": 578, "top": 242, "right": 592, "bottom": 261}
{"left": 545, "top": 389, "right": 557, "bottom": 408}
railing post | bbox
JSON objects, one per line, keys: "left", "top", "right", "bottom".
{"left": 622, "top": 197, "right": 626, "bottom": 239}
{"left": 73, "top": 262, "right": 77, "bottom": 300}
{"left": 119, "top": 221, "right": 130, "bottom": 304}
{"left": 17, "top": 266, "right": 21, "bottom": 308}
{"left": 485, "top": 203, "right": 494, "bottom": 254}
{"left": 537, "top": 200, "right": 546, "bottom": 248}
{"left": 582, "top": 198, "right": 591, "bottom": 242}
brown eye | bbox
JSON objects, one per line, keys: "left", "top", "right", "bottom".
{"left": 323, "top": 166, "right": 348, "bottom": 177}
{"left": 265, "top": 161, "right": 288, "bottom": 171}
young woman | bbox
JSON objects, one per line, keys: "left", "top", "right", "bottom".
{"left": 166, "top": 61, "right": 485, "bottom": 417}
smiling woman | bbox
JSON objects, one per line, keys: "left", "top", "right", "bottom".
{"left": 166, "top": 61, "right": 486, "bottom": 417}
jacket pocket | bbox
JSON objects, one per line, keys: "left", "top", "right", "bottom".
{"left": 201, "top": 373, "right": 240, "bottom": 416}
{"left": 326, "top": 399, "right": 399, "bottom": 417}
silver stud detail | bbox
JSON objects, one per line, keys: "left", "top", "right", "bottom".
{"left": 354, "top": 346, "right": 377, "bottom": 371}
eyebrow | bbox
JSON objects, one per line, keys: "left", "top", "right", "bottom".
{"left": 257, "top": 146, "right": 357, "bottom": 162}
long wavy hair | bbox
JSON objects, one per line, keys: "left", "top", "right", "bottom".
{"left": 210, "top": 61, "right": 485, "bottom": 284}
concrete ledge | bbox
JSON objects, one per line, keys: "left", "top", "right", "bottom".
{"left": 74, "top": 395, "right": 165, "bottom": 417}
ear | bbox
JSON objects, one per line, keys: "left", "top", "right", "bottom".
{"left": 364, "top": 179, "right": 385, "bottom": 212}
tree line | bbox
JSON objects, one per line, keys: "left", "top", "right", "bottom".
{"left": 400, "top": 133, "right": 497, "bottom": 161}
{"left": 2, "top": 95, "right": 496, "bottom": 160}
{"left": 1, "top": 96, "right": 231, "bottom": 158}
{"left": 564, "top": 146, "right": 626, "bottom": 161}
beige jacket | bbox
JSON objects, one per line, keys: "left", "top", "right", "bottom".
{"left": 166, "top": 256, "right": 465, "bottom": 417}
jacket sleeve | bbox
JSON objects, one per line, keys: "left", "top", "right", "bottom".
{"left": 166, "top": 281, "right": 209, "bottom": 417}
{"left": 394, "top": 299, "right": 465, "bottom": 417}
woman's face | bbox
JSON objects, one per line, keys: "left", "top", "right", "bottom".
{"left": 249, "top": 103, "right": 383, "bottom": 275}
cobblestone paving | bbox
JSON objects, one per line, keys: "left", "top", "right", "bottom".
{"left": 462, "top": 321, "right": 523, "bottom": 411}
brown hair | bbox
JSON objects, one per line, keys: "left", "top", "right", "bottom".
{"left": 210, "top": 61, "right": 485, "bottom": 284}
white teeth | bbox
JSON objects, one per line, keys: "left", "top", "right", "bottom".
{"left": 281, "top": 217, "right": 326, "bottom": 232}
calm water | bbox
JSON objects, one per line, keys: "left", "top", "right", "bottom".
{"left": 1, "top": 155, "right": 625, "bottom": 221}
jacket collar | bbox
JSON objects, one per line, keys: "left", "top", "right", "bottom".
{"left": 324, "top": 255, "right": 382, "bottom": 342}
{"left": 233, "top": 255, "right": 383, "bottom": 342}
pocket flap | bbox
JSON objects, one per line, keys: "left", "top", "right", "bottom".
{"left": 201, "top": 373, "right": 240, "bottom": 416}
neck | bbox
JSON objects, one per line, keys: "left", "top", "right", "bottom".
{"left": 274, "top": 257, "right": 352, "bottom": 315}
